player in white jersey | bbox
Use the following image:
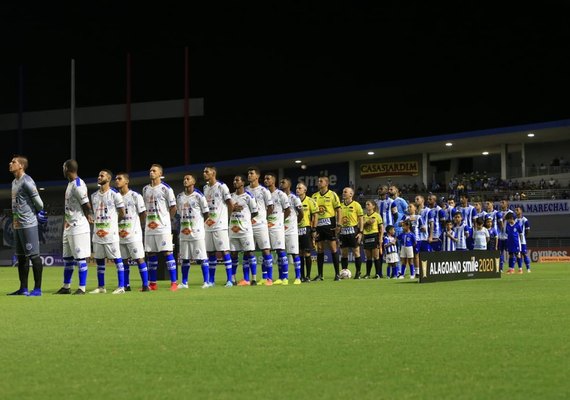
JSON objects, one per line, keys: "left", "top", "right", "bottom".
{"left": 89, "top": 169, "right": 126, "bottom": 294}
{"left": 55, "top": 159, "right": 94, "bottom": 295}
{"left": 203, "top": 165, "right": 234, "bottom": 287}
{"left": 115, "top": 172, "right": 150, "bottom": 291}
{"left": 515, "top": 206, "right": 531, "bottom": 272}
{"left": 229, "top": 175, "right": 258, "bottom": 286}
{"left": 280, "top": 177, "right": 304, "bottom": 284}
{"left": 246, "top": 166, "right": 274, "bottom": 285}
{"left": 142, "top": 164, "right": 178, "bottom": 291}
{"left": 176, "top": 173, "right": 211, "bottom": 289}
{"left": 8, "top": 155, "right": 48, "bottom": 296}
{"left": 263, "top": 172, "right": 291, "bottom": 284}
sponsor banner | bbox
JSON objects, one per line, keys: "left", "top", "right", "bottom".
{"left": 11, "top": 254, "right": 65, "bottom": 267}
{"left": 360, "top": 161, "right": 419, "bottom": 178}
{"left": 284, "top": 164, "right": 349, "bottom": 193}
{"left": 419, "top": 250, "right": 501, "bottom": 283}
{"left": 2, "top": 215, "right": 64, "bottom": 253}
{"left": 539, "top": 256, "right": 570, "bottom": 263}
{"left": 502, "top": 200, "right": 570, "bottom": 215}
{"left": 529, "top": 247, "right": 570, "bottom": 263}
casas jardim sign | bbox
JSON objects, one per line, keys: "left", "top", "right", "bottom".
{"left": 419, "top": 250, "right": 501, "bottom": 283}
{"left": 360, "top": 161, "right": 419, "bottom": 178}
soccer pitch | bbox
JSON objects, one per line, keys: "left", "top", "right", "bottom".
{"left": 1, "top": 263, "right": 569, "bottom": 400}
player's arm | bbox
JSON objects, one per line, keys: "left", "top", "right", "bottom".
{"left": 82, "top": 202, "right": 94, "bottom": 224}
{"left": 169, "top": 204, "right": 177, "bottom": 219}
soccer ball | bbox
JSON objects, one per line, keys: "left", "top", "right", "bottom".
{"left": 340, "top": 269, "right": 352, "bottom": 279}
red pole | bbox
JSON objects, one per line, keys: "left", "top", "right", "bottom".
{"left": 184, "top": 46, "right": 190, "bottom": 165}
{"left": 126, "top": 52, "right": 132, "bottom": 172}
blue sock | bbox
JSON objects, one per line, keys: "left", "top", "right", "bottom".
{"left": 208, "top": 255, "right": 217, "bottom": 283}
{"left": 63, "top": 257, "right": 75, "bottom": 285}
{"left": 149, "top": 255, "right": 159, "bottom": 282}
{"left": 243, "top": 255, "right": 250, "bottom": 282}
{"left": 78, "top": 259, "right": 88, "bottom": 287}
{"left": 293, "top": 255, "right": 301, "bottom": 279}
{"left": 124, "top": 263, "right": 130, "bottom": 287}
{"left": 223, "top": 253, "right": 232, "bottom": 282}
{"left": 249, "top": 254, "right": 257, "bottom": 277}
{"left": 499, "top": 252, "right": 504, "bottom": 271}
{"left": 279, "top": 251, "right": 288, "bottom": 280}
{"left": 96, "top": 259, "right": 106, "bottom": 287}
{"left": 115, "top": 258, "right": 125, "bottom": 287}
{"left": 165, "top": 253, "right": 177, "bottom": 283}
{"left": 524, "top": 255, "right": 531, "bottom": 269}
{"left": 509, "top": 256, "right": 516, "bottom": 269}
{"left": 182, "top": 260, "right": 191, "bottom": 284}
{"left": 231, "top": 256, "right": 239, "bottom": 277}
{"left": 517, "top": 257, "right": 522, "bottom": 269}
{"left": 263, "top": 254, "right": 273, "bottom": 280}
{"left": 400, "top": 264, "right": 406, "bottom": 277}
{"left": 410, "top": 264, "right": 415, "bottom": 276}
{"left": 200, "top": 260, "right": 209, "bottom": 283}
{"left": 138, "top": 261, "right": 149, "bottom": 287}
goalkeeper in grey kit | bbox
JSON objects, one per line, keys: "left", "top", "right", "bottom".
{"left": 8, "top": 155, "right": 48, "bottom": 296}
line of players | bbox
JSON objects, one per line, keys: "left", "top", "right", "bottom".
{"left": 54, "top": 163, "right": 335, "bottom": 293}
{"left": 53, "top": 162, "right": 533, "bottom": 294}
{"left": 372, "top": 186, "right": 532, "bottom": 279}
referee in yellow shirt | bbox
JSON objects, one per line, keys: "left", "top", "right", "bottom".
{"left": 311, "top": 176, "right": 342, "bottom": 280}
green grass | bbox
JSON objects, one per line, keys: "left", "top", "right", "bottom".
{"left": 1, "top": 263, "right": 569, "bottom": 400}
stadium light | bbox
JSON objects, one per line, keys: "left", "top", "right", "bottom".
{"left": 445, "top": 142, "right": 453, "bottom": 147}
{"left": 527, "top": 133, "right": 535, "bottom": 137}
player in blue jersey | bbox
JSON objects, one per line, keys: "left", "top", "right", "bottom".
{"left": 398, "top": 220, "right": 416, "bottom": 279}
{"left": 504, "top": 212, "right": 523, "bottom": 274}
{"left": 457, "top": 194, "right": 476, "bottom": 250}
{"left": 441, "top": 220, "right": 457, "bottom": 251}
{"left": 452, "top": 212, "right": 469, "bottom": 251}
{"left": 389, "top": 185, "right": 408, "bottom": 277}
{"left": 383, "top": 225, "right": 399, "bottom": 278}
{"left": 515, "top": 206, "right": 531, "bottom": 273}
{"left": 485, "top": 216, "right": 498, "bottom": 251}
{"left": 427, "top": 194, "right": 443, "bottom": 251}
{"left": 8, "top": 155, "right": 48, "bottom": 296}
{"left": 496, "top": 199, "right": 513, "bottom": 272}
{"left": 376, "top": 185, "right": 393, "bottom": 278}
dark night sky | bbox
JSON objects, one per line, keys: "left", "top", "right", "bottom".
{"left": 3, "top": 3, "right": 570, "bottom": 181}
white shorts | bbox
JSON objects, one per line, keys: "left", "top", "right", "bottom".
{"left": 269, "top": 228, "right": 286, "bottom": 250}
{"left": 399, "top": 245, "right": 414, "bottom": 259}
{"left": 120, "top": 241, "right": 146, "bottom": 260}
{"left": 93, "top": 242, "right": 121, "bottom": 259}
{"left": 230, "top": 234, "right": 255, "bottom": 252}
{"left": 63, "top": 231, "right": 92, "bottom": 259}
{"left": 205, "top": 230, "right": 230, "bottom": 252}
{"left": 385, "top": 252, "right": 399, "bottom": 264}
{"left": 285, "top": 234, "right": 299, "bottom": 255}
{"left": 179, "top": 239, "right": 208, "bottom": 260}
{"left": 145, "top": 233, "right": 174, "bottom": 253}
{"left": 252, "top": 227, "right": 271, "bottom": 250}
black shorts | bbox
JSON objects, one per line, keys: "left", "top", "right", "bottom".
{"left": 316, "top": 225, "right": 336, "bottom": 242}
{"left": 298, "top": 227, "right": 313, "bottom": 251}
{"left": 362, "top": 234, "right": 380, "bottom": 250}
